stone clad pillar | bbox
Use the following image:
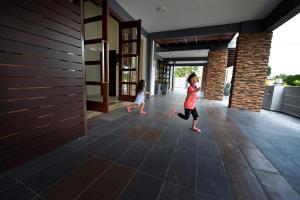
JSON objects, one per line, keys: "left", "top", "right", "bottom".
{"left": 229, "top": 32, "right": 273, "bottom": 112}
{"left": 204, "top": 49, "right": 228, "bottom": 100}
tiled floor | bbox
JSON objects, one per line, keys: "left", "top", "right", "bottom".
{"left": 1, "top": 89, "right": 300, "bottom": 200}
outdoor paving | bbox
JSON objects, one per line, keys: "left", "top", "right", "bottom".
{"left": 1, "top": 89, "right": 300, "bottom": 200}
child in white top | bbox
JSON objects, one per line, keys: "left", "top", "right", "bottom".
{"left": 127, "top": 80, "right": 150, "bottom": 114}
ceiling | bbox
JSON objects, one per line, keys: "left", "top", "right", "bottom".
{"left": 157, "top": 49, "right": 209, "bottom": 58}
{"left": 116, "top": 0, "right": 283, "bottom": 32}
{"left": 155, "top": 33, "right": 235, "bottom": 47}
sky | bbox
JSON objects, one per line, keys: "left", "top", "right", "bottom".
{"left": 269, "top": 13, "right": 300, "bottom": 76}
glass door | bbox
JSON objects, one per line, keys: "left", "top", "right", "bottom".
{"left": 119, "top": 20, "right": 141, "bottom": 102}
{"left": 83, "top": 0, "right": 109, "bottom": 112}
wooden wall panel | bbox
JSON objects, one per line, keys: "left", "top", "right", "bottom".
{"left": 0, "top": 0, "right": 85, "bottom": 173}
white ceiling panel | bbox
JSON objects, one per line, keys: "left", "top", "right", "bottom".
{"left": 116, "top": 0, "right": 283, "bottom": 32}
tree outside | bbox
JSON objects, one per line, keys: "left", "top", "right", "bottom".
{"left": 175, "top": 66, "right": 202, "bottom": 78}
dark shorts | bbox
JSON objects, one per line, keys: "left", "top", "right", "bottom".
{"left": 178, "top": 108, "right": 199, "bottom": 120}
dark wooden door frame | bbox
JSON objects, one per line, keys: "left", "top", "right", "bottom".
{"left": 118, "top": 20, "right": 141, "bottom": 102}
{"left": 83, "top": 0, "right": 109, "bottom": 112}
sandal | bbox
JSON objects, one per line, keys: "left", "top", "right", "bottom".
{"left": 191, "top": 128, "right": 202, "bottom": 133}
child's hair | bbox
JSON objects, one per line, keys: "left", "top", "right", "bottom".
{"left": 136, "top": 79, "right": 146, "bottom": 95}
{"left": 187, "top": 72, "right": 197, "bottom": 84}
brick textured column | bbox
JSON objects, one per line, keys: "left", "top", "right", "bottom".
{"left": 204, "top": 50, "right": 228, "bottom": 100}
{"left": 229, "top": 33, "right": 273, "bottom": 112}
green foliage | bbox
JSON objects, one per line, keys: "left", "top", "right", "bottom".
{"left": 274, "top": 74, "right": 300, "bottom": 86}
{"left": 275, "top": 74, "right": 287, "bottom": 80}
{"left": 267, "top": 66, "right": 272, "bottom": 76}
{"left": 175, "top": 66, "right": 201, "bottom": 78}
{"left": 293, "top": 80, "right": 300, "bottom": 86}
{"left": 284, "top": 74, "right": 300, "bottom": 86}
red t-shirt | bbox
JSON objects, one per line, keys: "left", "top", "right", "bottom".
{"left": 184, "top": 85, "right": 198, "bottom": 109}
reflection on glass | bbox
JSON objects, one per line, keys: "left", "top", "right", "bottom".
{"left": 122, "top": 71, "right": 129, "bottom": 82}
{"left": 85, "top": 21, "right": 102, "bottom": 40}
{"left": 122, "top": 57, "right": 137, "bottom": 69}
{"left": 122, "top": 28, "right": 137, "bottom": 41}
{"left": 122, "top": 42, "right": 137, "bottom": 54}
{"left": 86, "top": 65, "right": 101, "bottom": 82}
{"left": 84, "top": 43, "right": 103, "bottom": 61}
{"left": 86, "top": 85, "right": 102, "bottom": 101}
{"left": 84, "top": 1, "right": 102, "bottom": 19}
{"left": 130, "top": 71, "right": 136, "bottom": 82}
{"left": 122, "top": 84, "right": 129, "bottom": 95}
{"left": 130, "top": 84, "right": 136, "bottom": 96}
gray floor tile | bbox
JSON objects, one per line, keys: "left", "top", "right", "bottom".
{"left": 119, "top": 172, "right": 163, "bottom": 200}
{"left": 197, "top": 192, "right": 222, "bottom": 200}
{"left": 0, "top": 183, "right": 36, "bottom": 200}
{"left": 0, "top": 173, "right": 16, "bottom": 192}
{"left": 117, "top": 140, "right": 152, "bottom": 169}
{"left": 198, "top": 139, "right": 221, "bottom": 159}
{"left": 97, "top": 137, "right": 136, "bottom": 161}
{"left": 9, "top": 146, "right": 75, "bottom": 181}
{"left": 254, "top": 170, "right": 300, "bottom": 200}
{"left": 166, "top": 149, "right": 197, "bottom": 189}
{"left": 81, "top": 134, "right": 120, "bottom": 154}
{"left": 176, "top": 132, "right": 198, "bottom": 155}
{"left": 158, "top": 181, "right": 196, "bottom": 200}
{"left": 23, "top": 151, "right": 90, "bottom": 193}
{"left": 286, "top": 177, "right": 300, "bottom": 194}
{"left": 140, "top": 145, "right": 175, "bottom": 179}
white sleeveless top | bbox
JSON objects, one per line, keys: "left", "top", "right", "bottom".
{"left": 134, "top": 91, "right": 145, "bottom": 105}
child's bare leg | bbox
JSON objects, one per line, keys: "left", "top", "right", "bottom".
{"left": 192, "top": 119, "right": 196, "bottom": 129}
{"left": 127, "top": 103, "right": 139, "bottom": 112}
{"left": 192, "top": 119, "right": 201, "bottom": 133}
{"left": 139, "top": 103, "right": 146, "bottom": 114}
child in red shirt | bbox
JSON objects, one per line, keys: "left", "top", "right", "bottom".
{"left": 178, "top": 72, "right": 202, "bottom": 133}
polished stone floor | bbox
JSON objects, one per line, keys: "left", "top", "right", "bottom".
{"left": 1, "top": 89, "right": 300, "bottom": 200}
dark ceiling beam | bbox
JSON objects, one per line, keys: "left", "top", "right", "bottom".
{"left": 164, "top": 57, "right": 207, "bottom": 61}
{"left": 175, "top": 63, "right": 207, "bottom": 67}
{"left": 263, "top": 0, "right": 300, "bottom": 31}
{"left": 149, "top": 23, "right": 240, "bottom": 40}
{"left": 148, "top": 20, "right": 267, "bottom": 40}
{"left": 156, "top": 41, "right": 228, "bottom": 52}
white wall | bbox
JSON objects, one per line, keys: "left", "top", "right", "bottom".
{"left": 108, "top": 16, "right": 119, "bottom": 53}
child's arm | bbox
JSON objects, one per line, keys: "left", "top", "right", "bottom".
{"left": 187, "top": 87, "right": 201, "bottom": 95}
{"left": 143, "top": 88, "right": 150, "bottom": 95}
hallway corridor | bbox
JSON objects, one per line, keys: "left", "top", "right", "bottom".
{"left": 1, "top": 90, "right": 300, "bottom": 200}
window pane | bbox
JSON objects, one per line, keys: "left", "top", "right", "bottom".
{"left": 130, "top": 71, "right": 136, "bottom": 82}
{"left": 122, "top": 71, "right": 129, "bottom": 82}
{"left": 122, "top": 84, "right": 129, "bottom": 95}
{"left": 86, "top": 85, "right": 102, "bottom": 103}
{"left": 84, "top": 43, "right": 103, "bottom": 61}
{"left": 122, "top": 42, "right": 137, "bottom": 54}
{"left": 130, "top": 84, "right": 136, "bottom": 96}
{"left": 122, "top": 28, "right": 137, "bottom": 40}
{"left": 86, "top": 65, "right": 101, "bottom": 82}
{"left": 121, "top": 57, "right": 138, "bottom": 69}
{"left": 85, "top": 21, "right": 102, "bottom": 40}
{"left": 84, "top": 1, "right": 102, "bottom": 18}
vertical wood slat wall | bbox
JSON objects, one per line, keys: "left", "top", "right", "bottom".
{"left": 0, "top": 0, "right": 86, "bottom": 172}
